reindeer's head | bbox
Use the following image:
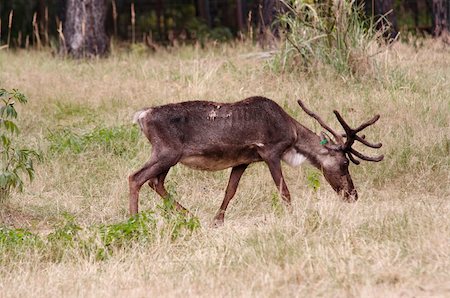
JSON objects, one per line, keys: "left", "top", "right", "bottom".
{"left": 297, "top": 100, "right": 384, "bottom": 202}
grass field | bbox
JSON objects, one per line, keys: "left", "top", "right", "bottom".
{"left": 0, "top": 41, "right": 449, "bottom": 297}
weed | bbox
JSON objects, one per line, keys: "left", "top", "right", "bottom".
{"left": 274, "top": 0, "right": 387, "bottom": 76}
{"left": 46, "top": 125, "right": 140, "bottom": 157}
{"left": 52, "top": 101, "right": 96, "bottom": 122}
{"left": 271, "top": 191, "right": 284, "bottom": 216}
{"left": 95, "top": 210, "right": 158, "bottom": 259}
{"left": 156, "top": 190, "right": 201, "bottom": 241}
{"left": 0, "top": 226, "right": 41, "bottom": 248}
{"left": 0, "top": 89, "right": 41, "bottom": 202}
{"left": 306, "top": 169, "right": 321, "bottom": 192}
{"left": 1, "top": 204, "right": 200, "bottom": 263}
{"left": 47, "top": 213, "right": 82, "bottom": 244}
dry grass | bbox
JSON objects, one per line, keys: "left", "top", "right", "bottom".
{"left": 0, "top": 41, "right": 449, "bottom": 297}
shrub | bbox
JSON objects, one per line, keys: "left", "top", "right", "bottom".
{"left": 273, "top": 0, "right": 388, "bottom": 76}
{"left": 0, "top": 89, "right": 40, "bottom": 202}
{"left": 46, "top": 125, "right": 140, "bottom": 157}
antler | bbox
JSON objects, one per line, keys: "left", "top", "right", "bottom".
{"left": 297, "top": 100, "right": 343, "bottom": 144}
{"left": 298, "top": 100, "right": 384, "bottom": 165}
{"left": 333, "top": 111, "right": 384, "bottom": 164}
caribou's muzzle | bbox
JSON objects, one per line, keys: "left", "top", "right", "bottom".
{"left": 342, "top": 188, "right": 358, "bottom": 202}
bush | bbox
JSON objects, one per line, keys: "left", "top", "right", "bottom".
{"left": 0, "top": 89, "right": 40, "bottom": 202}
{"left": 46, "top": 125, "right": 140, "bottom": 157}
{"left": 273, "top": 0, "right": 388, "bottom": 76}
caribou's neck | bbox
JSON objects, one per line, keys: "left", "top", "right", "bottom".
{"left": 293, "top": 122, "right": 325, "bottom": 169}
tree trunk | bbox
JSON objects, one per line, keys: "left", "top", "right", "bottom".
{"left": 258, "top": 0, "right": 282, "bottom": 48}
{"left": 431, "top": 0, "right": 449, "bottom": 36}
{"left": 236, "top": 0, "right": 244, "bottom": 33}
{"left": 197, "top": 0, "right": 211, "bottom": 27}
{"left": 156, "top": 0, "right": 163, "bottom": 40}
{"left": 63, "top": 0, "right": 109, "bottom": 58}
{"left": 373, "top": 0, "right": 398, "bottom": 39}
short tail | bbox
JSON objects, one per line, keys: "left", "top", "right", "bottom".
{"left": 132, "top": 108, "right": 151, "bottom": 130}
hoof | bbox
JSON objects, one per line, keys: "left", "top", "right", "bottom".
{"left": 211, "top": 217, "right": 224, "bottom": 228}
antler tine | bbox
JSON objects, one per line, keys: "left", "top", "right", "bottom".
{"left": 333, "top": 110, "right": 352, "bottom": 134}
{"left": 334, "top": 110, "right": 358, "bottom": 151}
{"left": 297, "top": 100, "right": 342, "bottom": 143}
{"left": 349, "top": 148, "right": 384, "bottom": 162}
{"left": 354, "top": 114, "right": 380, "bottom": 133}
{"left": 355, "top": 135, "right": 382, "bottom": 149}
{"left": 347, "top": 152, "right": 361, "bottom": 165}
{"left": 334, "top": 110, "right": 383, "bottom": 153}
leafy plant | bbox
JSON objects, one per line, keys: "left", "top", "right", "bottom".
{"left": 0, "top": 89, "right": 40, "bottom": 202}
{"left": 156, "top": 190, "right": 201, "bottom": 241}
{"left": 95, "top": 211, "right": 158, "bottom": 259}
{"left": 186, "top": 18, "right": 233, "bottom": 45}
{"left": 47, "top": 212, "right": 82, "bottom": 244}
{"left": 306, "top": 169, "right": 321, "bottom": 192}
{"left": 271, "top": 191, "right": 284, "bottom": 216}
{"left": 46, "top": 125, "right": 140, "bottom": 157}
{"left": 0, "top": 226, "right": 41, "bottom": 248}
{"left": 274, "top": 0, "right": 388, "bottom": 76}
{"left": 1, "top": 205, "right": 201, "bottom": 263}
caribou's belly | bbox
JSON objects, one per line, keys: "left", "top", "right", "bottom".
{"left": 180, "top": 155, "right": 257, "bottom": 171}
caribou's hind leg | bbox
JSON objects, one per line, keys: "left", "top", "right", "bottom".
{"left": 128, "top": 150, "right": 180, "bottom": 215}
{"left": 148, "top": 169, "right": 189, "bottom": 212}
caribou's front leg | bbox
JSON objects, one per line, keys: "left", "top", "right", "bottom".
{"left": 213, "top": 164, "right": 248, "bottom": 226}
{"left": 258, "top": 144, "right": 292, "bottom": 206}
{"left": 265, "top": 158, "right": 291, "bottom": 206}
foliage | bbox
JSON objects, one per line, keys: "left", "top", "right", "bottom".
{"left": 95, "top": 211, "right": 158, "bottom": 259}
{"left": 306, "top": 169, "right": 321, "bottom": 192}
{"left": 0, "top": 207, "right": 200, "bottom": 262}
{"left": 157, "top": 196, "right": 201, "bottom": 241}
{"left": 0, "top": 226, "right": 41, "bottom": 248}
{"left": 273, "top": 0, "right": 387, "bottom": 76}
{"left": 46, "top": 125, "right": 140, "bottom": 157}
{"left": 186, "top": 18, "right": 233, "bottom": 45}
{"left": 0, "top": 89, "right": 40, "bottom": 202}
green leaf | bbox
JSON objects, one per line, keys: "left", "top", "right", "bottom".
{"left": 6, "top": 105, "right": 17, "bottom": 119}
{"left": 0, "top": 89, "right": 8, "bottom": 98}
{"left": 0, "top": 88, "right": 37, "bottom": 201}
{"left": 0, "top": 173, "right": 9, "bottom": 188}
{"left": 306, "top": 170, "right": 321, "bottom": 192}
{"left": 12, "top": 90, "right": 27, "bottom": 104}
{"left": 1, "top": 135, "right": 11, "bottom": 147}
{"left": 2, "top": 120, "right": 18, "bottom": 134}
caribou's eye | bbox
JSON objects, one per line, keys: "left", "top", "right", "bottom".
{"left": 343, "top": 160, "right": 349, "bottom": 166}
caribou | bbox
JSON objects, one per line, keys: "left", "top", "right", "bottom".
{"left": 129, "top": 96, "right": 383, "bottom": 225}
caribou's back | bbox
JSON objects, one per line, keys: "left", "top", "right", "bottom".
{"left": 134, "top": 96, "right": 298, "bottom": 171}
{"left": 137, "top": 96, "right": 296, "bottom": 148}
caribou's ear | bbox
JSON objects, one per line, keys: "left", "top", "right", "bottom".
{"left": 320, "top": 132, "right": 342, "bottom": 152}
{"left": 319, "top": 132, "right": 332, "bottom": 154}
{"left": 320, "top": 132, "right": 335, "bottom": 145}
